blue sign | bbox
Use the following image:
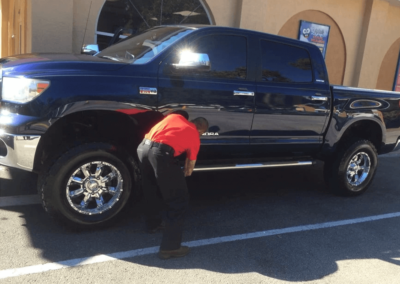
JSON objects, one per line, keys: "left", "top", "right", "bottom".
{"left": 298, "top": 20, "right": 331, "bottom": 59}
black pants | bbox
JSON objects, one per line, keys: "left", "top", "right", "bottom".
{"left": 137, "top": 140, "right": 189, "bottom": 251}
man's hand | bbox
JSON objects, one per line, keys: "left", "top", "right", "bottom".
{"left": 184, "top": 158, "right": 196, "bottom": 177}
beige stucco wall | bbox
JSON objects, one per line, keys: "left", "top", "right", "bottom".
{"left": 239, "top": 0, "right": 268, "bottom": 31}
{"left": 206, "top": 0, "right": 241, "bottom": 28}
{"left": 376, "top": 38, "right": 400, "bottom": 90}
{"left": 356, "top": 0, "right": 390, "bottom": 89}
{"left": 239, "top": 0, "right": 368, "bottom": 87}
{"left": 232, "top": 0, "right": 400, "bottom": 89}
{"left": 29, "top": 0, "right": 73, "bottom": 53}
{"left": 2, "top": 0, "right": 400, "bottom": 90}
{"left": 372, "top": 1, "right": 400, "bottom": 90}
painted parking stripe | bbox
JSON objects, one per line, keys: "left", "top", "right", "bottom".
{"left": 0, "top": 195, "right": 40, "bottom": 208}
{"left": 1, "top": 211, "right": 400, "bottom": 279}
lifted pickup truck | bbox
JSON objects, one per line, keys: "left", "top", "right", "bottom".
{"left": 0, "top": 25, "right": 399, "bottom": 227}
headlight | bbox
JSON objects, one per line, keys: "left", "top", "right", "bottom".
{"left": 2, "top": 77, "right": 50, "bottom": 103}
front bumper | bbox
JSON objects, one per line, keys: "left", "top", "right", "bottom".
{"left": 0, "top": 133, "right": 40, "bottom": 171}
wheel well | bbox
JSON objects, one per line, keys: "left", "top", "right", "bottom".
{"left": 338, "top": 120, "right": 383, "bottom": 151}
{"left": 33, "top": 110, "right": 163, "bottom": 172}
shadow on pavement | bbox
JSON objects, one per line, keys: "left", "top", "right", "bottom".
{"left": 0, "top": 166, "right": 37, "bottom": 196}
{"left": 2, "top": 158, "right": 400, "bottom": 281}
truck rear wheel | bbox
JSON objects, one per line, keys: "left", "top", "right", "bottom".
{"left": 324, "top": 140, "right": 378, "bottom": 196}
{"left": 38, "top": 142, "right": 134, "bottom": 228}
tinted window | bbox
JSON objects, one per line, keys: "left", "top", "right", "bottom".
{"left": 260, "top": 40, "right": 313, "bottom": 83}
{"left": 192, "top": 35, "right": 247, "bottom": 80}
{"left": 96, "top": 27, "right": 194, "bottom": 64}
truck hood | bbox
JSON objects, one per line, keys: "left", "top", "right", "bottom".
{"left": 1, "top": 53, "right": 128, "bottom": 77}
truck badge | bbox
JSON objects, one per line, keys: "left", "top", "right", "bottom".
{"left": 139, "top": 87, "right": 157, "bottom": 95}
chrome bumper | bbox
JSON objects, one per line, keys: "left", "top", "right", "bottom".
{"left": 0, "top": 133, "right": 40, "bottom": 171}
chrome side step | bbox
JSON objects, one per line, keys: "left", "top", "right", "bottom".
{"left": 193, "top": 161, "right": 314, "bottom": 172}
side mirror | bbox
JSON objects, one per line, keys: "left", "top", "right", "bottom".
{"left": 81, "top": 44, "right": 99, "bottom": 55}
{"left": 172, "top": 52, "right": 211, "bottom": 71}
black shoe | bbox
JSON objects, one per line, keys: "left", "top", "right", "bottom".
{"left": 158, "top": 246, "right": 190, "bottom": 259}
{"left": 147, "top": 222, "right": 165, "bottom": 234}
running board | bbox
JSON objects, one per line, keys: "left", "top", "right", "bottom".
{"left": 193, "top": 161, "right": 314, "bottom": 172}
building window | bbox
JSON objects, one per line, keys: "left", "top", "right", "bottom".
{"left": 96, "top": 0, "right": 212, "bottom": 51}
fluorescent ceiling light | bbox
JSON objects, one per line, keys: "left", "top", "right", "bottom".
{"left": 173, "top": 11, "right": 201, "bottom": 17}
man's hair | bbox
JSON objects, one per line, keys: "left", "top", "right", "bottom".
{"left": 191, "top": 117, "right": 209, "bottom": 131}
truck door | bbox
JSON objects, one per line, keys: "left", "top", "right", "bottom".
{"left": 157, "top": 32, "right": 255, "bottom": 161}
{"left": 251, "top": 39, "right": 331, "bottom": 157}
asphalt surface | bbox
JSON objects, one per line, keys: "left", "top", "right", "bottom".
{"left": 1, "top": 154, "right": 400, "bottom": 283}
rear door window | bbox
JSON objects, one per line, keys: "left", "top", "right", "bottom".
{"left": 260, "top": 40, "right": 313, "bottom": 83}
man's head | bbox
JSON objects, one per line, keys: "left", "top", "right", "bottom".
{"left": 191, "top": 117, "right": 209, "bottom": 136}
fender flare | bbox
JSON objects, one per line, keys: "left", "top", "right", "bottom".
{"left": 323, "top": 115, "right": 386, "bottom": 154}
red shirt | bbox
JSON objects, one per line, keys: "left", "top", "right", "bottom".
{"left": 145, "top": 114, "right": 200, "bottom": 160}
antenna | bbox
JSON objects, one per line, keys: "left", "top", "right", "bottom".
{"left": 160, "top": 0, "right": 163, "bottom": 26}
{"left": 128, "top": 0, "right": 150, "bottom": 28}
{"left": 82, "top": 1, "right": 93, "bottom": 48}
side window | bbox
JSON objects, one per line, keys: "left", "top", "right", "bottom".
{"left": 191, "top": 35, "right": 247, "bottom": 80}
{"left": 260, "top": 40, "right": 313, "bottom": 83}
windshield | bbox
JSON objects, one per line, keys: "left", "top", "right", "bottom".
{"left": 95, "top": 27, "right": 194, "bottom": 64}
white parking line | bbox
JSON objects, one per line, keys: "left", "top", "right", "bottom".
{"left": 1, "top": 211, "right": 400, "bottom": 279}
{"left": 0, "top": 195, "right": 40, "bottom": 208}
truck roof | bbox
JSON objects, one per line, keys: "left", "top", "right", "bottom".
{"left": 155, "top": 24, "right": 317, "bottom": 51}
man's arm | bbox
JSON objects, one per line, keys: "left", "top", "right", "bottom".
{"left": 184, "top": 128, "right": 201, "bottom": 177}
{"left": 184, "top": 158, "right": 196, "bottom": 177}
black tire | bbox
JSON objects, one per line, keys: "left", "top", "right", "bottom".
{"left": 38, "top": 142, "right": 134, "bottom": 228}
{"left": 324, "top": 140, "right": 378, "bottom": 197}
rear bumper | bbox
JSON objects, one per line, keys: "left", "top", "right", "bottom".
{"left": 0, "top": 133, "right": 40, "bottom": 171}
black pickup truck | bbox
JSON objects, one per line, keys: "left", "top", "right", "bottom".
{"left": 0, "top": 25, "right": 399, "bottom": 227}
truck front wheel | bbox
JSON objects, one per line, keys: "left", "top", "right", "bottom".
{"left": 324, "top": 140, "right": 378, "bottom": 196}
{"left": 38, "top": 143, "right": 134, "bottom": 228}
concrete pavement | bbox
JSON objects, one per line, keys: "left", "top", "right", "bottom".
{"left": 0, "top": 155, "right": 400, "bottom": 283}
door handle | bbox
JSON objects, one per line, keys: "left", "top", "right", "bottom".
{"left": 310, "top": 95, "right": 328, "bottom": 101}
{"left": 234, "top": 90, "right": 254, "bottom": 96}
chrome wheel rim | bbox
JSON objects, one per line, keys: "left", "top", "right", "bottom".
{"left": 346, "top": 152, "right": 371, "bottom": 188}
{"left": 66, "top": 161, "right": 123, "bottom": 215}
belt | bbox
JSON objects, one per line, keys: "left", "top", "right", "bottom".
{"left": 143, "top": 139, "right": 175, "bottom": 155}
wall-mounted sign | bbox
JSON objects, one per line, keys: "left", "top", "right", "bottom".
{"left": 298, "top": 20, "right": 331, "bottom": 59}
{"left": 393, "top": 51, "right": 400, "bottom": 92}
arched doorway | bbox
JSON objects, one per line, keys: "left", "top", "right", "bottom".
{"left": 376, "top": 38, "right": 400, "bottom": 91}
{"left": 96, "top": 0, "right": 212, "bottom": 50}
{"left": 278, "top": 10, "right": 346, "bottom": 86}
